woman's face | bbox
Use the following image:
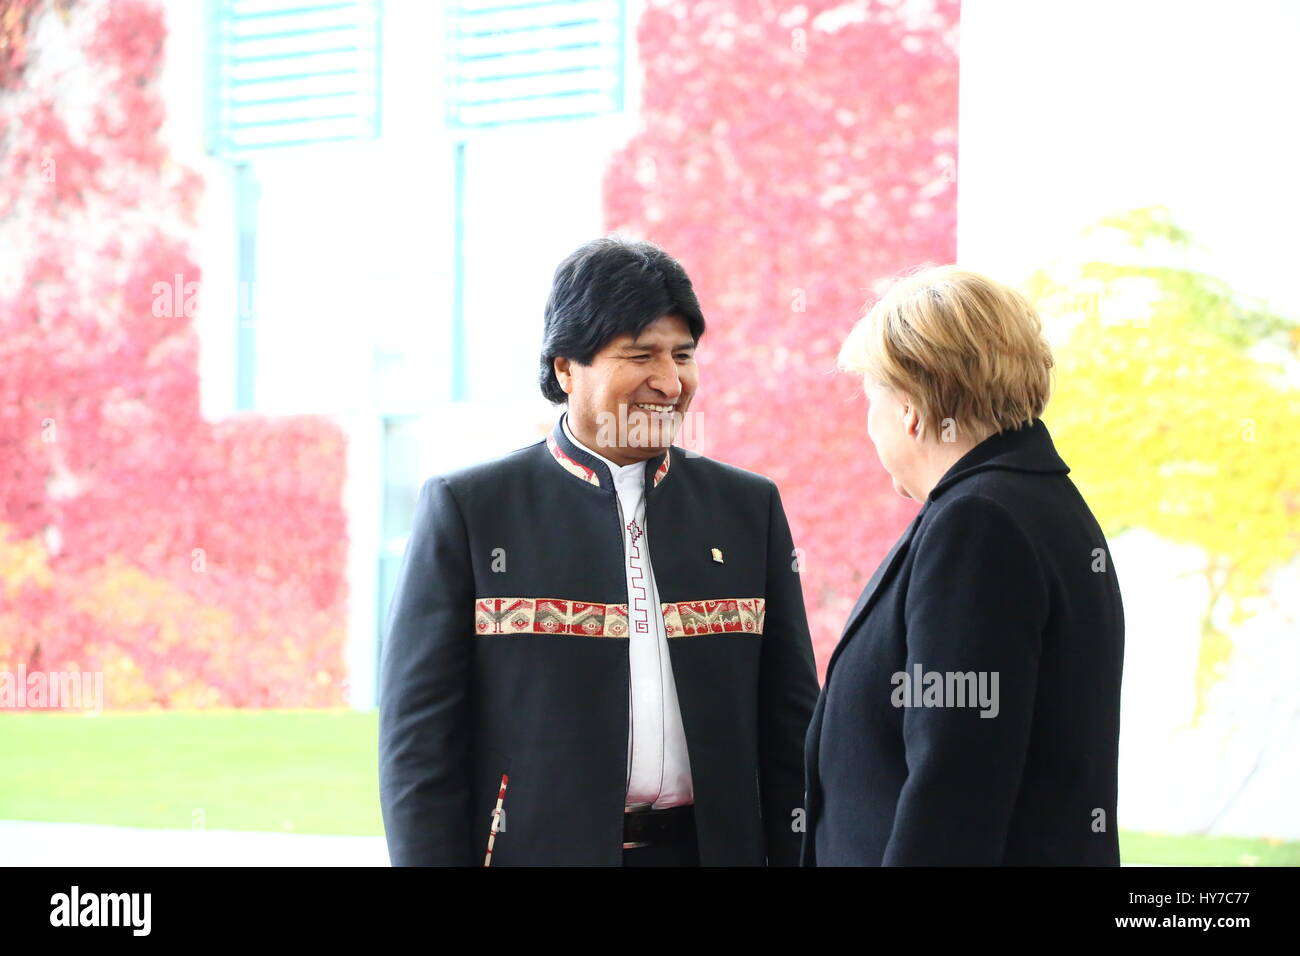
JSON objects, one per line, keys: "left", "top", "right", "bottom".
{"left": 864, "top": 378, "right": 919, "bottom": 500}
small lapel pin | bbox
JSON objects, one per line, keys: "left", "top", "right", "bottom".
{"left": 711, "top": 548, "right": 724, "bottom": 564}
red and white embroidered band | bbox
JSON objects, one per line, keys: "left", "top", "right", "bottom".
{"left": 546, "top": 434, "right": 600, "bottom": 486}
{"left": 474, "top": 597, "right": 765, "bottom": 637}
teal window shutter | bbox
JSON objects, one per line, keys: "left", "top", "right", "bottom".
{"left": 208, "top": 0, "right": 383, "bottom": 156}
{"left": 446, "top": 0, "right": 626, "bottom": 129}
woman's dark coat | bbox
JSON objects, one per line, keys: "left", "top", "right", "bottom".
{"left": 802, "top": 419, "right": 1124, "bottom": 865}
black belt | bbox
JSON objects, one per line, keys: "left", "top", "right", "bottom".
{"left": 623, "top": 804, "right": 695, "bottom": 849}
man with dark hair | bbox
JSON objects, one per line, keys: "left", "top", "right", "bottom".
{"left": 379, "top": 236, "right": 818, "bottom": 867}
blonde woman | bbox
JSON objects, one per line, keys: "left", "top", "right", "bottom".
{"left": 801, "top": 266, "right": 1124, "bottom": 866}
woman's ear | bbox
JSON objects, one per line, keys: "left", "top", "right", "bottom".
{"left": 553, "top": 356, "right": 573, "bottom": 396}
{"left": 901, "top": 402, "right": 921, "bottom": 438}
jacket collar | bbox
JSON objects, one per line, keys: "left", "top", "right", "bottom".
{"left": 546, "top": 413, "right": 671, "bottom": 493}
{"left": 928, "top": 418, "right": 1068, "bottom": 500}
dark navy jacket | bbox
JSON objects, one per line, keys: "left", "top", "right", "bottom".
{"left": 379, "top": 415, "right": 819, "bottom": 866}
{"left": 802, "top": 419, "right": 1124, "bottom": 866}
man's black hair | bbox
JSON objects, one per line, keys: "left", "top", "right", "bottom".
{"left": 539, "top": 236, "right": 705, "bottom": 404}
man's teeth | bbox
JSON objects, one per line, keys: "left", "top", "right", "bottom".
{"left": 635, "top": 404, "right": 676, "bottom": 413}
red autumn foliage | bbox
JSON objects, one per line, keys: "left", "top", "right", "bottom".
{"left": 605, "top": 0, "right": 959, "bottom": 671}
{"left": 0, "top": 0, "right": 348, "bottom": 709}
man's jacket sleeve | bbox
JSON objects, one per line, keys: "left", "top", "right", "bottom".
{"left": 378, "top": 475, "right": 477, "bottom": 866}
{"left": 758, "top": 481, "right": 820, "bottom": 866}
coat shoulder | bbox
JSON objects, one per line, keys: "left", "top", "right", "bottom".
{"left": 671, "top": 448, "right": 777, "bottom": 496}
{"left": 919, "top": 481, "right": 1034, "bottom": 545}
{"left": 424, "top": 439, "right": 548, "bottom": 499}
{"left": 924, "top": 467, "right": 1088, "bottom": 543}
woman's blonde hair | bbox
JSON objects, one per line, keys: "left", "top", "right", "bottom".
{"left": 838, "top": 265, "right": 1054, "bottom": 441}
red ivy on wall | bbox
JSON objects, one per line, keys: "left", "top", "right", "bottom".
{"left": 0, "top": 0, "right": 349, "bottom": 708}
{"left": 605, "top": 0, "right": 959, "bottom": 671}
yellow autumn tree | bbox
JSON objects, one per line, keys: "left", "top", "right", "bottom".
{"left": 1027, "top": 207, "right": 1300, "bottom": 723}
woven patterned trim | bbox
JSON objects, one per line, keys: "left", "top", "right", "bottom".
{"left": 661, "top": 598, "right": 765, "bottom": 636}
{"left": 546, "top": 433, "right": 672, "bottom": 489}
{"left": 474, "top": 597, "right": 765, "bottom": 638}
{"left": 652, "top": 453, "right": 670, "bottom": 487}
{"left": 546, "top": 434, "right": 600, "bottom": 487}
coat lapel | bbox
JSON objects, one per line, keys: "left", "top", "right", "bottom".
{"left": 804, "top": 506, "right": 924, "bottom": 865}
{"left": 823, "top": 508, "right": 925, "bottom": 683}
{"left": 803, "top": 513, "right": 920, "bottom": 865}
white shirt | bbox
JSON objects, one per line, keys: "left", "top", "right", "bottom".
{"left": 563, "top": 415, "right": 694, "bottom": 808}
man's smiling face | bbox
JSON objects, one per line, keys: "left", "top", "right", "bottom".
{"left": 555, "top": 314, "right": 699, "bottom": 466}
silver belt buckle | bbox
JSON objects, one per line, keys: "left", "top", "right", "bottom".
{"left": 623, "top": 802, "right": 652, "bottom": 849}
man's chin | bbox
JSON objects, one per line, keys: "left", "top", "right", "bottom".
{"left": 618, "top": 443, "right": 673, "bottom": 461}
{"left": 625, "top": 412, "right": 682, "bottom": 447}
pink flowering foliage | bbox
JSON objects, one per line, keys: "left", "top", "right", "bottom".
{"left": 0, "top": 0, "right": 349, "bottom": 708}
{"left": 605, "top": 0, "right": 959, "bottom": 670}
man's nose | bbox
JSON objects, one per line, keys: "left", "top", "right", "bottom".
{"left": 646, "top": 356, "right": 682, "bottom": 400}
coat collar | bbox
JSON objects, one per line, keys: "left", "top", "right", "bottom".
{"left": 928, "top": 418, "right": 1068, "bottom": 500}
{"left": 545, "top": 413, "right": 671, "bottom": 493}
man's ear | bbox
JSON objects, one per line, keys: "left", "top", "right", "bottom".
{"left": 553, "top": 356, "right": 574, "bottom": 396}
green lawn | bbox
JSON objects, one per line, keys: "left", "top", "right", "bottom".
{"left": 1118, "top": 830, "right": 1299, "bottom": 866}
{"left": 1, "top": 710, "right": 1296, "bottom": 864}
{"left": 0, "top": 710, "right": 383, "bottom": 835}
